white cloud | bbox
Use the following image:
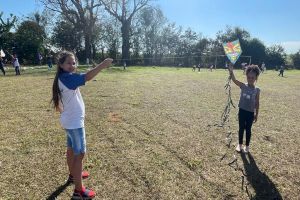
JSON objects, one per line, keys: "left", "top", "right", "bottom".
{"left": 274, "top": 41, "right": 300, "bottom": 54}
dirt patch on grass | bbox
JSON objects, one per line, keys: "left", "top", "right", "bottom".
{"left": 108, "top": 112, "right": 122, "bottom": 122}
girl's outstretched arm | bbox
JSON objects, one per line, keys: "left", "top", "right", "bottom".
{"left": 85, "top": 58, "right": 113, "bottom": 82}
{"left": 228, "top": 64, "right": 244, "bottom": 87}
{"left": 254, "top": 91, "right": 260, "bottom": 123}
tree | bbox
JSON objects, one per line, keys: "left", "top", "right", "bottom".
{"left": 213, "top": 26, "right": 250, "bottom": 64}
{"left": 40, "top": 0, "right": 101, "bottom": 60}
{"left": 15, "top": 20, "right": 46, "bottom": 64}
{"left": 212, "top": 26, "right": 269, "bottom": 66}
{"left": 193, "top": 37, "right": 211, "bottom": 66}
{"left": 27, "top": 11, "right": 57, "bottom": 56}
{"left": 215, "top": 26, "right": 250, "bottom": 51}
{"left": 291, "top": 50, "right": 300, "bottom": 69}
{"left": 27, "top": 12, "right": 48, "bottom": 31}
{"left": 135, "top": 6, "right": 166, "bottom": 64}
{"left": 265, "top": 45, "right": 286, "bottom": 68}
{"left": 100, "top": 0, "right": 152, "bottom": 63}
{"left": 131, "top": 25, "right": 142, "bottom": 62}
{"left": 0, "top": 12, "right": 17, "bottom": 52}
{"left": 244, "top": 38, "right": 266, "bottom": 65}
{"left": 147, "top": 22, "right": 182, "bottom": 66}
{"left": 0, "top": 12, "right": 17, "bottom": 36}
{"left": 97, "top": 16, "right": 121, "bottom": 60}
{"left": 51, "top": 19, "right": 83, "bottom": 53}
{"left": 159, "top": 23, "right": 181, "bottom": 56}
{"left": 175, "top": 28, "right": 199, "bottom": 66}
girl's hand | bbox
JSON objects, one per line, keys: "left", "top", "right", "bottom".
{"left": 86, "top": 58, "right": 114, "bottom": 82}
{"left": 228, "top": 64, "right": 233, "bottom": 72}
{"left": 100, "top": 58, "right": 113, "bottom": 69}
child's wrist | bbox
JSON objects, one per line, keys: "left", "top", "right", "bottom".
{"left": 98, "top": 63, "right": 106, "bottom": 69}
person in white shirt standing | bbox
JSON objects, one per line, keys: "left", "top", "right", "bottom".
{"left": 261, "top": 62, "right": 266, "bottom": 73}
{"left": 12, "top": 53, "right": 21, "bottom": 75}
{"left": 51, "top": 51, "right": 113, "bottom": 200}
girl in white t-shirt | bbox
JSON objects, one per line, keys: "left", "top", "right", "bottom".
{"left": 51, "top": 51, "right": 113, "bottom": 200}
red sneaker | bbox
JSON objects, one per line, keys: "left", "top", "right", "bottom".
{"left": 72, "top": 186, "right": 96, "bottom": 200}
{"left": 68, "top": 171, "right": 89, "bottom": 183}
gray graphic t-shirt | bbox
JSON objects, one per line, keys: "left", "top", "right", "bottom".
{"left": 238, "top": 84, "right": 260, "bottom": 113}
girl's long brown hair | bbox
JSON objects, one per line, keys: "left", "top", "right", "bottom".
{"left": 51, "top": 51, "right": 75, "bottom": 111}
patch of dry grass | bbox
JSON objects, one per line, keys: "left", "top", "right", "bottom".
{"left": 0, "top": 67, "right": 299, "bottom": 199}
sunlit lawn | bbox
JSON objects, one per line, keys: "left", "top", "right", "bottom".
{"left": 0, "top": 66, "right": 299, "bottom": 199}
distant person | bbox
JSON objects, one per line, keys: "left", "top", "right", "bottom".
{"left": 123, "top": 61, "right": 127, "bottom": 70}
{"left": 261, "top": 62, "right": 265, "bottom": 73}
{"left": 0, "top": 57, "right": 5, "bottom": 76}
{"left": 197, "top": 63, "right": 201, "bottom": 72}
{"left": 51, "top": 51, "right": 113, "bottom": 199}
{"left": 241, "top": 63, "right": 247, "bottom": 74}
{"left": 47, "top": 54, "right": 53, "bottom": 70}
{"left": 37, "top": 52, "right": 43, "bottom": 65}
{"left": 12, "top": 54, "right": 21, "bottom": 75}
{"left": 86, "top": 58, "right": 90, "bottom": 68}
{"left": 192, "top": 65, "right": 196, "bottom": 71}
{"left": 209, "top": 64, "right": 214, "bottom": 71}
{"left": 228, "top": 64, "right": 261, "bottom": 153}
{"left": 278, "top": 65, "right": 284, "bottom": 77}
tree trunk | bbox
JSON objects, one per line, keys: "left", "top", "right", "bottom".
{"left": 92, "top": 44, "right": 96, "bottom": 60}
{"left": 84, "top": 31, "right": 92, "bottom": 61}
{"left": 101, "top": 47, "right": 104, "bottom": 60}
{"left": 121, "top": 20, "right": 130, "bottom": 65}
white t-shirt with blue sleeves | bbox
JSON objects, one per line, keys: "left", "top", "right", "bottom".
{"left": 58, "top": 71, "right": 86, "bottom": 129}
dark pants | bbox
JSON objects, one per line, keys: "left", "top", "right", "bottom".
{"left": 15, "top": 66, "right": 20, "bottom": 75}
{"left": 238, "top": 108, "right": 254, "bottom": 146}
{"left": 278, "top": 70, "right": 283, "bottom": 77}
{"left": 0, "top": 66, "right": 5, "bottom": 75}
{"left": 48, "top": 62, "right": 52, "bottom": 69}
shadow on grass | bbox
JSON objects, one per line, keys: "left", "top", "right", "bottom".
{"left": 241, "top": 153, "right": 282, "bottom": 200}
{"left": 46, "top": 180, "right": 71, "bottom": 200}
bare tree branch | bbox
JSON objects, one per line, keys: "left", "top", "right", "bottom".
{"left": 41, "top": 0, "right": 102, "bottom": 59}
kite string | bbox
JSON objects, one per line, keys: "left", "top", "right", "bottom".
{"left": 215, "top": 72, "right": 253, "bottom": 198}
{"left": 220, "top": 75, "right": 235, "bottom": 127}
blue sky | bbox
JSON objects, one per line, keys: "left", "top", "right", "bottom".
{"left": 1, "top": 0, "right": 299, "bottom": 53}
{"left": 157, "top": 0, "right": 300, "bottom": 53}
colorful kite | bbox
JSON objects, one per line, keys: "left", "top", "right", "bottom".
{"left": 223, "top": 40, "right": 242, "bottom": 64}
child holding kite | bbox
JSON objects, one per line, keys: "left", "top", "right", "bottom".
{"left": 51, "top": 51, "right": 113, "bottom": 199}
{"left": 228, "top": 64, "right": 260, "bottom": 153}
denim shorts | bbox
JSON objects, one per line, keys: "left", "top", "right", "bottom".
{"left": 66, "top": 128, "right": 86, "bottom": 155}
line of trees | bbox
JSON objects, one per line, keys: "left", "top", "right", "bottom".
{"left": 1, "top": 1, "right": 300, "bottom": 69}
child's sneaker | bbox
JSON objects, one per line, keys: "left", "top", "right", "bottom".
{"left": 235, "top": 144, "right": 242, "bottom": 152}
{"left": 72, "top": 187, "right": 95, "bottom": 200}
{"left": 243, "top": 146, "right": 250, "bottom": 153}
{"left": 68, "top": 171, "right": 89, "bottom": 183}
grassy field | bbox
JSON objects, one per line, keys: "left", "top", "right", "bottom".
{"left": 0, "top": 66, "right": 299, "bottom": 200}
